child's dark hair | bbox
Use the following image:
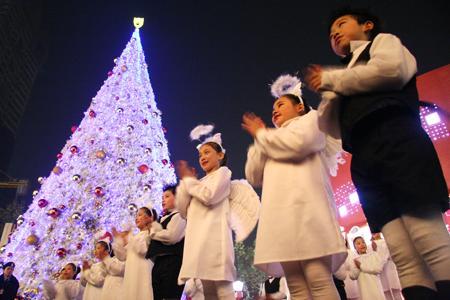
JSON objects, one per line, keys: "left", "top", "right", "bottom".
{"left": 96, "top": 240, "right": 114, "bottom": 257}
{"left": 202, "top": 142, "right": 228, "bottom": 166}
{"left": 66, "top": 263, "right": 81, "bottom": 279}
{"left": 328, "top": 7, "right": 382, "bottom": 40}
{"left": 139, "top": 207, "right": 158, "bottom": 220}
{"left": 163, "top": 184, "right": 177, "bottom": 196}
{"left": 281, "top": 94, "right": 311, "bottom": 114}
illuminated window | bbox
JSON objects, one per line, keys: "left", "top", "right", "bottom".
{"left": 349, "top": 192, "right": 360, "bottom": 204}
{"left": 339, "top": 206, "right": 348, "bottom": 217}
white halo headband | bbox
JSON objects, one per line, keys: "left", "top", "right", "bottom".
{"left": 190, "top": 124, "right": 226, "bottom": 153}
{"left": 270, "top": 74, "right": 304, "bottom": 105}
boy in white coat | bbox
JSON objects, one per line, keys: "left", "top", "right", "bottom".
{"left": 305, "top": 8, "right": 450, "bottom": 299}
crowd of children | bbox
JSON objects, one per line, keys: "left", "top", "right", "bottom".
{"left": 27, "top": 6, "right": 450, "bottom": 300}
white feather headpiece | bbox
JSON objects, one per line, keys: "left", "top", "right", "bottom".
{"left": 190, "top": 124, "right": 226, "bottom": 153}
{"left": 93, "top": 230, "right": 113, "bottom": 252}
{"left": 270, "top": 74, "right": 303, "bottom": 103}
{"left": 189, "top": 124, "right": 214, "bottom": 140}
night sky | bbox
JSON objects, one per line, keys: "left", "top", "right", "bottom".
{"left": 8, "top": 0, "right": 450, "bottom": 206}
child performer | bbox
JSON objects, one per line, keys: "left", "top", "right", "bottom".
{"left": 112, "top": 207, "right": 158, "bottom": 300}
{"left": 43, "top": 263, "right": 83, "bottom": 300}
{"left": 258, "top": 276, "right": 290, "bottom": 300}
{"left": 100, "top": 239, "right": 125, "bottom": 300}
{"left": 175, "top": 128, "right": 236, "bottom": 300}
{"left": 80, "top": 241, "right": 107, "bottom": 300}
{"left": 243, "top": 74, "right": 347, "bottom": 299}
{"left": 350, "top": 237, "right": 385, "bottom": 300}
{"left": 372, "top": 233, "right": 402, "bottom": 300}
{"left": 305, "top": 8, "right": 450, "bottom": 299}
{"left": 0, "top": 262, "right": 19, "bottom": 300}
{"left": 147, "top": 184, "right": 186, "bottom": 300}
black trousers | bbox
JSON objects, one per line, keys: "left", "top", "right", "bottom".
{"left": 349, "top": 109, "right": 448, "bottom": 232}
{"left": 152, "top": 255, "right": 184, "bottom": 300}
{"left": 333, "top": 276, "right": 347, "bottom": 300}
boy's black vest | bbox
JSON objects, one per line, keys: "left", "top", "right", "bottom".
{"left": 146, "top": 212, "right": 184, "bottom": 261}
{"left": 339, "top": 41, "right": 419, "bottom": 152}
{"left": 264, "top": 277, "right": 281, "bottom": 294}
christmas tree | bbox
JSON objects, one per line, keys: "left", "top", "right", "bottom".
{"left": 0, "top": 18, "right": 176, "bottom": 298}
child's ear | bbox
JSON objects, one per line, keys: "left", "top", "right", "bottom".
{"left": 218, "top": 152, "right": 225, "bottom": 161}
{"left": 296, "top": 103, "right": 305, "bottom": 114}
{"left": 363, "top": 21, "right": 374, "bottom": 33}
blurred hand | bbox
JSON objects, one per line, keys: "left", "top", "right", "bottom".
{"left": 82, "top": 261, "right": 91, "bottom": 270}
{"left": 242, "top": 112, "right": 266, "bottom": 137}
{"left": 176, "top": 160, "right": 197, "bottom": 179}
{"left": 372, "top": 240, "right": 378, "bottom": 252}
{"left": 112, "top": 227, "right": 129, "bottom": 240}
{"left": 304, "top": 64, "right": 323, "bottom": 92}
{"left": 354, "top": 258, "right": 361, "bottom": 269}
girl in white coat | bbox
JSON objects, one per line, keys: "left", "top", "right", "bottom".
{"left": 350, "top": 237, "right": 386, "bottom": 300}
{"left": 243, "top": 78, "right": 347, "bottom": 300}
{"left": 176, "top": 137, "right": 236, "bottom": 300}
{"left": 100, "top": 241, "right": 125, "bottom": 300}
{"left": 112, "top": 207, "right": 157, "bottom": 300}
{"left": 43, "top": 263, "right": 84, "bottom": 300}
{"left": 371, "top": 234, "right": 402, "bottom": 300}
{"left": 81, "top": 242, "right": 108, "bottom": 300}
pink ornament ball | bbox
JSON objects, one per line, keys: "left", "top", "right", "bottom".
{"left": 38, "top": 199, "right": 49, "bottom": 208}
{"left": 70, "top": 146, "right": 79, "bottom": 154}
{"left": 47, "top": 208, "right": 60, "bottom": 219}
{"left": 138, "top": 164, "right": 149, "bottom": 174}
{"left": 94, "top": 187, "right": 105, "bottom": 197}
{"left": 56, "top": 248, "right": 66, "bottom": 258}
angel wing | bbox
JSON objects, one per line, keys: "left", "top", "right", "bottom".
{"left": 229, "top": 179, "right": 261, "bottom": 242}
{"left": 320, "top": 135, "right": 345, "bottom": 177}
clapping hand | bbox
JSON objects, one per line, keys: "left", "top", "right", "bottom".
{"left": 112, "top": 227, "right": 129, "bottom": 243}
{"left": 176, "top": 160, "right": 197, "bottom": 179}
{"left": 242, "top": 112, "right": 266, "bottom": 138}
{"left": 354, "top": 258, "right": 361, "bottom": 269}
{"left": 82, "top": 261, "right": 91, "bottom": 270}
{"left": 304, "top": 64, "right": 323, "bottom": 93}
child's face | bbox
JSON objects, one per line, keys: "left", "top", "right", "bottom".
{"left": 59, "top": 264, "right": 75, "bottom": 280}
{"left": 3, "top": 266, "right": 14, "bottom": 277}
{"left": 272, "top": 96, "right": 304, "bottom": 127}
{"left": 198, "top": 144, "right": 224, "bottom": 174}
{"left": 94, "top": 243, "right": 108, "bottom": 260}
{"left": 329, "top": 15, "right": 373, "bottom": 57}
{"left": 162, "top": 190, "right": 175, "bottom": 211}
{"left": 354, "top": 238, "right": 367, "bottom": 254}
{"left": 135, "top": 209, "right": 153, "bottom": 230}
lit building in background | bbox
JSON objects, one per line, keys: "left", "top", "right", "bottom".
{"left": 0, "top": 0, "right": 47, "bottom": 174}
